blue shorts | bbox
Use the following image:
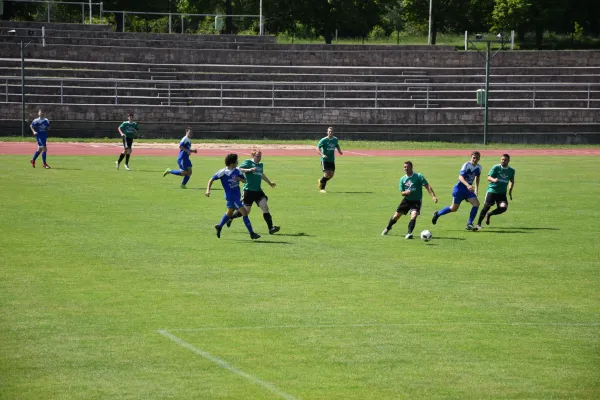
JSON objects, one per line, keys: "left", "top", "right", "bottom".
{"left": 177, "top": 157, "right": 192, "bottom": 170}
{"left": 452, "top": 187, "right": 477, "bottom": 204}
{"left": 36, "top": 134, "right": 48, "bottom": 147}
{"left": 226, "top": 194, "right": 244, "bottom": 210}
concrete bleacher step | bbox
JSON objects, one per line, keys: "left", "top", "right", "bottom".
{"left": 404, "top": 78, "right": 430, "bottom": 83}
{"left": 157, "top": 92, "right": 184, "bottom": 97}
{"left": 160, "top": 101, "right": 188, "bottom": 106}
{"left": 151, "top": 76, "right": 177, "bottom": 81}
{"left": 402, "top": 71, "right": 427, "bottom": 76}
{"left": 149, "top": 68, "right": 177, "bottom": 73}
{"left": 414, "top": 103, "right": 440, "bottom": 108}
{"left": 154, "top": 83, "right": 181, "bottom": 89}
{"left": 410, "top": 95, "right": 437, "bottom": 100}
{"left": 407, "top": 87, "right": 429, "bottom": 92}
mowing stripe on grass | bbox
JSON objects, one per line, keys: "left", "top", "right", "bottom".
{"left": 157, "top": 330, "right": 297, "bottom": 400}
{"left": 167, "top": 322, "right": 600, "bottom": 332}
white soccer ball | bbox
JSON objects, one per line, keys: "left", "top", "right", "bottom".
{"left": 420, "top": 230, "right": 432, "bottom": 241}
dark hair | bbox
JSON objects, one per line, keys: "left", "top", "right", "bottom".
{"left": 404, "top": 161, "right": 413, "bottom": 168}
{"left": 225, "top": 153, "right": 238, "bottom": 166}
{"left": 502, "top": 153, "right": 510, "bottom": 160}
{"left": 128, "top": 113, "right": 134, "bottom": 117}
{"left": 471, "top": 151, "right": 481, "bottom": 157}
{"left": 186, "top": 126, "right": 192, "bottom": 132}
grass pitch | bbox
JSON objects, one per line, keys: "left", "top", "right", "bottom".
{"left": 1, "top": 154, "right": 599, "bottom": 399}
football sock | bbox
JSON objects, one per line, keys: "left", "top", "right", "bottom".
{"left": 218, "top": 213, "right": 230, "bottom": 228}
{"left": 477, "top": 205, "right": 492, "bottom": 225}
{"left": 32, "top": 150, "right": 40, "bottom": 161}
{"left": 170, "top": 169, "right": 182, "bottom": 176}
{"left": 407, "top": 219, "right": 416, "bottom": 234}
{"left": 117, "top": 153, "right": 125, "bottom": 164}
{"left": 41, "top": 152, "right": 47, "bottom": 164}
{"left": 320, "top": 177, "right": 330, "bottom": 189}
{"left": 181, "top": 175, "right": 190, "bottom": 186}
{"left": 242, "top": 216, "right": 254, "bottom": 233}
{"left": 386, "top": 217, "right": 398, "bottom": 230}
{"left": 263, "top": 213, "right": 273, "bottom": 229}
{"left": 468, "top": 206, "right": 479, "bottom": 224}
{"left": 437, "top": 206, "right": 452, "bottom": 216}
{"left": 125, "top": 154, "right": 130, "bottom": 164}
{"left": 490, "top": 206, "right": 507, "bottom": 216}
{"left": 231, "top": 210, "right": 242, "bottom": 219}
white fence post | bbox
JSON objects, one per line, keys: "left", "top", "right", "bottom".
{"left": 465, "top": 31, "right": 468, "bottom": 51}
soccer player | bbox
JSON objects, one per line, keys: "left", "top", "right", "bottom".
{"left": 205, "top": 153, "right": 261, "bottom": 240}
{"left": 476, "top": 153, "right": 515, "bottom": 229}
{"left": 163, "top": 127, "right": 197, "bottom": 188}
{"left": 316, "top": 126, "right": 343, "bottom": 193}
{"left": 115, "top": 113, "right": 138, "bottom": 171}
{"left": 30, "top": 109, "right": 50, "bottom": 169}
{"left": 228, "top": 149, "right": 280, "bottom": 235}
{"left": 432, "top": 151, "right": 482, "bottom": 231}
{"left": 382, "top": 161, "right": 438, "bottom": 239}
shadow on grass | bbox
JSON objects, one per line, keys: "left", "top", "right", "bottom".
{"left": 276, "top": 232, "right": 313, "bottom": 237}
{"left": 230, "top": 239, "right": 293, "bottom": 245}
{"left": 433, "top": 236, "right": 467, "bottom": 241}
{"left": 333, "top": 191, "right": 374, "bottom": 194}
{"left": 492, "top": 227, "right": 560, "bottom": 231}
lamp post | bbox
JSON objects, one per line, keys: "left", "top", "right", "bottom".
{"left": 427, "top": 0, "right": 433, "bottom": 45}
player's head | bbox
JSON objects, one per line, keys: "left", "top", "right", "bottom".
{"left": 251, "top": 148, "right": 262, "bottom": 162}
{"left": 127, "top": 113, "right": 134, "bottom": 121}
{"left": 327, "top": 126, "right": 334, "bottom": 138}
{"left": 501, "top": 153, "right": 510, "bottom": 167}
{"left": 225, "top": 153, "right": 238, "bottom": 167}
{"left": 470, "top": 151, "right": 481, "bottom": 165}
{"left": 403, "top": 161, "right": 413, "bottom": 175}
{"left": 38, "top": 109, "right": 44, "bottom": 117}
{"left": 185, "top": 126, "right": 192, "bottom": 137}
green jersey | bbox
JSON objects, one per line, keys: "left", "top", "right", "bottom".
{"left": 487, "top": 164, "right": 515, "bottom": 194}
{"left": 239, "top": 159, "right": 264, "bottom": 191}
{"left": 317, "top": 136, "right": 339, "bottom": 162}
{"left": 119, "top": 121, "right": 138, "bottom": 138}
{"left": 399, "top": 173, "right": 429, "bottom": 201}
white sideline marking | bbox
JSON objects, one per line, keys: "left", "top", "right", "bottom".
{"left": 343, "top": 150, "right": 374, "bottom": 156}
{"left": 167, "top": 322, "right": 600, "bottom": 332}
{"left": 157, "top": 330, "right": 297, "bottom": 400}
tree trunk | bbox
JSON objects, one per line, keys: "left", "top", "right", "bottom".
{"left": 431, "top": 20, "right": 437, "bottom": 45}
{"left": 535, "top": 25, "right": 544, "bottom": 50}
{"left": 225, "top": 0, "right": 233, "bottom": 34}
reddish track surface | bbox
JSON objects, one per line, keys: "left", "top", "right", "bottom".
{"left": 1, "top": 142, "right": 599, "bottom": 157}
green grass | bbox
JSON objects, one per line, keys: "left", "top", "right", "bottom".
{"left": 1, "top": 154, "right": 599, "bottom": 399}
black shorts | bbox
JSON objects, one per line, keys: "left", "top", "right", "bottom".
{"left": 484, "top": 192, "right": 508, "bottom": 206}
{"left": 242, "top": 190, "right": 268, "bottom": 206}
{"left": 321, "top": 160, "right": 335, "bottom": 172}
{"left": 122, "top": 137, "right": 133, "bottom": 149}
{"left": 396, "top": 199, "right": 422, "bottom": 215}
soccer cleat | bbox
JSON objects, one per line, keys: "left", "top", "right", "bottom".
{"left": 115, "top": 161, "right": 119, "bottom": 170}
{"left": 432, "top": 211, "right": 439, "bottom": 225}
{"left": 180, "top": 184, "right": 187, "bottom": 189}
{"left": 317, "top": 179, "right": 323, "bottom": 190}
{"left": 226, "top": 219, "right": 232, "bottom": 228}
{"left": 269, "top": 226, "right": 280, "bottom": 235}
{"left": 250, "top": 232, "right": 261, "bottom": 240}
{"left": 214, "top": 224, "right": 222, "bottom": 238}
{"left": 124, "top": 164, "right": 130, "bottom": 171}
{"left": 485, "top": 213, "right": 491, "bottom": 225}
{"left": 405, "top": 233, "right": 413, "bottom": 239}
{"left": 43, "top": 164, "right": 50, "bottom": 169}
{"left": 320, "top": 189, "right": 327, "bottom": 193}
{"left": 163, "top": 168, "right": 170, "bottom": 177}
{"left": 30, "top": 160, "right": 35, "bottom": 168}
{"left": 476, "top": 224, "right": 483, "bottom": 231}
{"left": 466, "top": 223, "right": 475, "bottom": 231}
{"left": 381, "top": 229, "right": 389, "bottom": 236}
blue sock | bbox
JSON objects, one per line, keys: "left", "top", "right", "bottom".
{"left": 438, "top": 206, "right": 452, "bottom": 217}
{"left": 242, "top": 216, "right": 254, "bottom": 233}
{"left": 182, "top": 175, "right": 190, "bottom": 186}
{"left": 219, "top": 213, "right": 230, "bottom": 228}
{"left": 32, "top": 151, "right": 40, "bottom": 161}
{"left": 170, "top": 170, "right": 182, "bottom": 176}
{"left": 42, "top": 152, "right": 47, "bottom": 164}
{"left": 468, "top": 206, "right": 479, "bottom": 225}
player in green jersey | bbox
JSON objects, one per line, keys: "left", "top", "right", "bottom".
{"left": 228, "top": 149, "right": 281, "bottom": 234}
{"left": 316, "top": 126, "right": 343, "bottom": 193}
{"left": 476, "top": 154, "right": 515, "bottom": 229}
{"left": 116, "top": 113, "right": 138, "bottom": 171}
{"left": 382, "top": 161, "right": 438, "bottom": 239}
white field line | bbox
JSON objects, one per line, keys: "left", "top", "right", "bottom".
{"left": 166, "top": 322, "right": 600, "bottom": 332}
{"left": 157, "top": 330, "right": 297, "bottom": 400}
{"left": 342, "top": 150, "right": 374, "bottom": 156}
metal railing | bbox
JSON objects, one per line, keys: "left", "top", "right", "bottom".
{"left": 3, "top": 77, "right": 599, "bottom": 109}
{"left": 4, "top": 0, "right": 102, "bottom": 24}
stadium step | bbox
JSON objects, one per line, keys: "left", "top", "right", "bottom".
{"left": 148, "top": 68, "right": 177, "bottom": 73}
{"left": 154, "top": 83, "right": 181, "bottom": 89}
{"left": 407, "top": 87, "right": 429, "bottom": 92}
{"left": 160, "top": 101, "right": 188, "bottom": 106}
{"left": 157, "top": 92, "right": 184, "bottom": 97}
{"left": 411, "top": 94, "right": 437, "bottom": 100}
{"left": 414, "top": 103, "right": 440, "bottom": 108}
{"left": 402, "top": 71, "right": 427, "bottom": 76}
{"left": 404, "top": 78, "right": 430, "bottom": 83}
{"left": 151, "top": 75, "right": 177, "bottom": 81}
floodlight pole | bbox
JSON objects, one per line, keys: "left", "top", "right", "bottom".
{"left": 427, "top": 0, "right": 433, "bottom": 45}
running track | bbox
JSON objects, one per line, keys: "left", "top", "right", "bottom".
{"left": 1, "top": 142, "right": 599, "bottom": 157}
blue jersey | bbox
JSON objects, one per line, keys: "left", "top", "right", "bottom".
{"left": 178, "top": 136, "right": 192, "bottom": 160}
{"left": 31, "top": 117, "right": 50, "bottom": 136}
{"left": 212, "top": 167, "right": 244, "bottom": 200}
{"left": 454, "top": 161, "right": 482, "bottom": 191}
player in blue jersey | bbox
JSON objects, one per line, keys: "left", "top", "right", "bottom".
{"left": 163, "top": 127, "right": 197, "bottom": 188}
{"left": 205, "top": 153, "right": 261, "bottom": 240}
{"left": 30, "top": 109, "right": 51, "bottom": 169}
{"left": 432, "top": 151, "right": 482, "bottom": 231}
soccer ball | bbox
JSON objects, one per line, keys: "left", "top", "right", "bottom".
{"left": 420, "top": 230, "right": 433, "bottom": 241}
